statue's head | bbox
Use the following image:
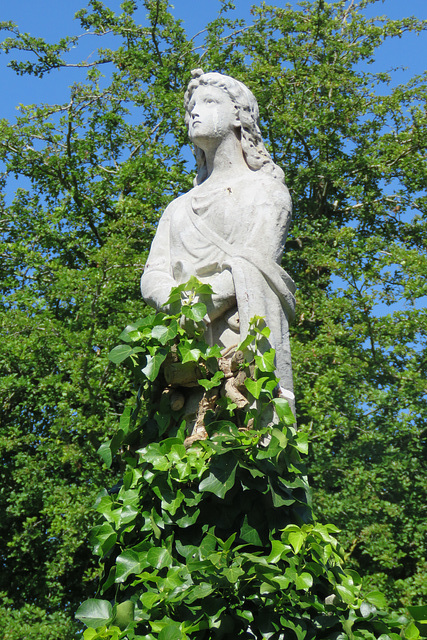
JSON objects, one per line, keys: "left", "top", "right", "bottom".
{"left": 184, "top": 69, "right": 284, "bottom": 185}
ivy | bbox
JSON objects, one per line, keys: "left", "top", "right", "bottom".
{"left": 77, "top": 281, "right": 422, "bottom": 640}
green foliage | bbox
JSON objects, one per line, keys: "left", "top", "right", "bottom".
{"left": 79, "top": 292, "right": 421, "bottom": 639}
{"left": 0, "top": 596, "right": 77, "bottom": 640}
{"left": 1, "top": 0, "right": 426, "bottom": 635}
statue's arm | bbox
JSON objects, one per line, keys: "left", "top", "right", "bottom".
{"left": 201, "top": 270, "right": 236, "bottom": 323}
{"left": 140, "top": 206, "right": 176, "bottom": 311}
{"left": 248, "top": 181, "right": 292, "bottom": 263}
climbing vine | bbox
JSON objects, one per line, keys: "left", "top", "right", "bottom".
{"left": 77, "top": 280, "right": 425, "bottom": 640}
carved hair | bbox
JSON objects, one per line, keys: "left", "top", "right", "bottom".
{"left": 184, "top": 69, "right": 285, "bottom": 185}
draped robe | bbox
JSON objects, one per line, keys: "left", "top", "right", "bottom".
{"left": 140, "top": 171, "right": 296, "bottom": 394}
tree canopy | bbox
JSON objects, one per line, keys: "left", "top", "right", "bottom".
{"left": 0, "top": 0, "right": 426, "bottom": 637}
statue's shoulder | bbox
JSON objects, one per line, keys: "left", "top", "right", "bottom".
{"left": 244, "top": 171, "right": 291, "bottom": 209}
{"left": 162, "top": 190, "right": 193, "bottom": 218}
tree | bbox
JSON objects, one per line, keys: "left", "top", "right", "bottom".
{"left": 0, "top": 0, "right": 426, "bottom": 637}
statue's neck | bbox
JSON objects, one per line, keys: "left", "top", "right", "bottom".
{"left": 200, "top": 131, "right": 250, "bottom": 182}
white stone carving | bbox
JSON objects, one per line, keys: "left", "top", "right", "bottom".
{"left": 141, "top": 70, "right": 296, "bottom": 403}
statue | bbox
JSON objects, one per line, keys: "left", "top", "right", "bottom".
{"left": 141, "top": 69, "right": 296, "bottom": 415}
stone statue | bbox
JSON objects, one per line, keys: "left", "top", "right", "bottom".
{"left": 141, "top": 69, "right": 296, "bottom": 412}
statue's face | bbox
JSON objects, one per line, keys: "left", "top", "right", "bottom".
{"left": 187, "top": 84, "right": 239, "bottom": 143}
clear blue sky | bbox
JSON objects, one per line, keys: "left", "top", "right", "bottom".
{"left": 1, "top": 0, "right": 426, "bottom": 122}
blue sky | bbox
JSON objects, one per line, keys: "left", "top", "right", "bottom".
{"left": 1, "top": 0, "right": 426, "bottom": 122}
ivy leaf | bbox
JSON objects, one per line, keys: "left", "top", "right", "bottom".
{"left": 199, "top": 452, "right": 238, "bottom": 499}
{"left": 293, "top": 432, "right": 309, "bottom": 455}
{"left": 179, "top": 341, "right": 204, "bottom": 363}
{"left": 97, "top": 441, "right": 113, "bottom": 468}
{"left": 89, "top": 523, "right": 117, "bottom": 557}
{"left": 272, "top": 397, "right": 296, "bottom": 424}
{"left": 141, "top": 351, "right": 167, "bottom": 381}
{"left": 147, "top": 547, "right": 173, "bottom": 569}
{"left": 115, "top": 550, "right": 142, "bottom": 583}
{"left": 283, "top": 525, "right": 306, "bottom": 553}
{"left": 141, "top": 592, "right": 161, "bottom": 609}
{"left": 180, "top": 276, "right": 212, "bottom": 295}
{"left": 295, "top": 572, "right": 313, "bottom": 591}
{"left": 254, "top": 349, "right": 276, "bottom": 372}
{"left": 336, "top": 583, "right": 356, "bottom": 604}
{"left": 176, "top": 509, "right": 201, "bottom": 527}
{"left": 222, "top": 532, "right": 237, "bottom": 552}
{"left": 238, "top": 333, "right": 256, "bottom": 351}
{"left": 365, "top": 591, "right": 387, "bottom": 609}
{"left": 245, "top": 376, "right": 269, "bottom": 399}
{"left": 198, "top": 370, "right": 225, "bottom": 390}
{"left": 404, "top": 622, "right": 421, "bottom": 640}
{"left": 158, "top": 623, "right": 183, "bottom": 640}
{"left": 75, "top": 599, "right": 113, "bottom": 628}
{"left": 271, "top": 427, "right": 288, "bottom": 449}
{"left": 268, "top": 540, "right": 287, "bottom": 563}
{"left": 199, "top": 533, "right": 217, "bottom": 557}
{"left": 224, "top": 565, "right": 245, "bottom": 583}
{"left": 109, "top": 344, "right": 138, "bottom": 364}
{"left": 185, "top": 582, "right": 215, "bottom": 603}
{"left": 240, "top": 515, "right": 263, "bottom": 545}
{"left": 181, "top": 302, "right": 207, "bottom": 323}
{"left": 250, "top": 317, "right": 271, "bottom": 338}
{"left": 273, "top": 575, "right": 291, "bottom": 590}
{"left": 119, "top": 316, "right": 154, "bottom": 342}
{"left": 192, "top": 302, "right": 208, "bottom": 323}
{"left": 288, "top": 530, "right": 306, "bottom": 554}
{"left": 151, "top": 321, "right": 178, "bottom": 345}
{"left": 119, "top": 406, "right": 132, "bottom": 434}
{"left": 205, "top": 344, "right": 222, "bottom": 358}
{"left": 97, "top": 429, "right": 125, "bottom": 468}
{"left": 150, "top": 509, "right": 162, "bottom": 539}
{"left": 118, "top": 504, "right": 139, "bottom": 527}
{"left": 195, "top": 283, "right": 215, "bottom": 295}
{"left": 112, "top": 600, "right": 135, "bottom": 631}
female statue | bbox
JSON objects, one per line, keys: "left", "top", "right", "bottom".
{"left": 141, "top": 69, "right": 296, "bottom": 409}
